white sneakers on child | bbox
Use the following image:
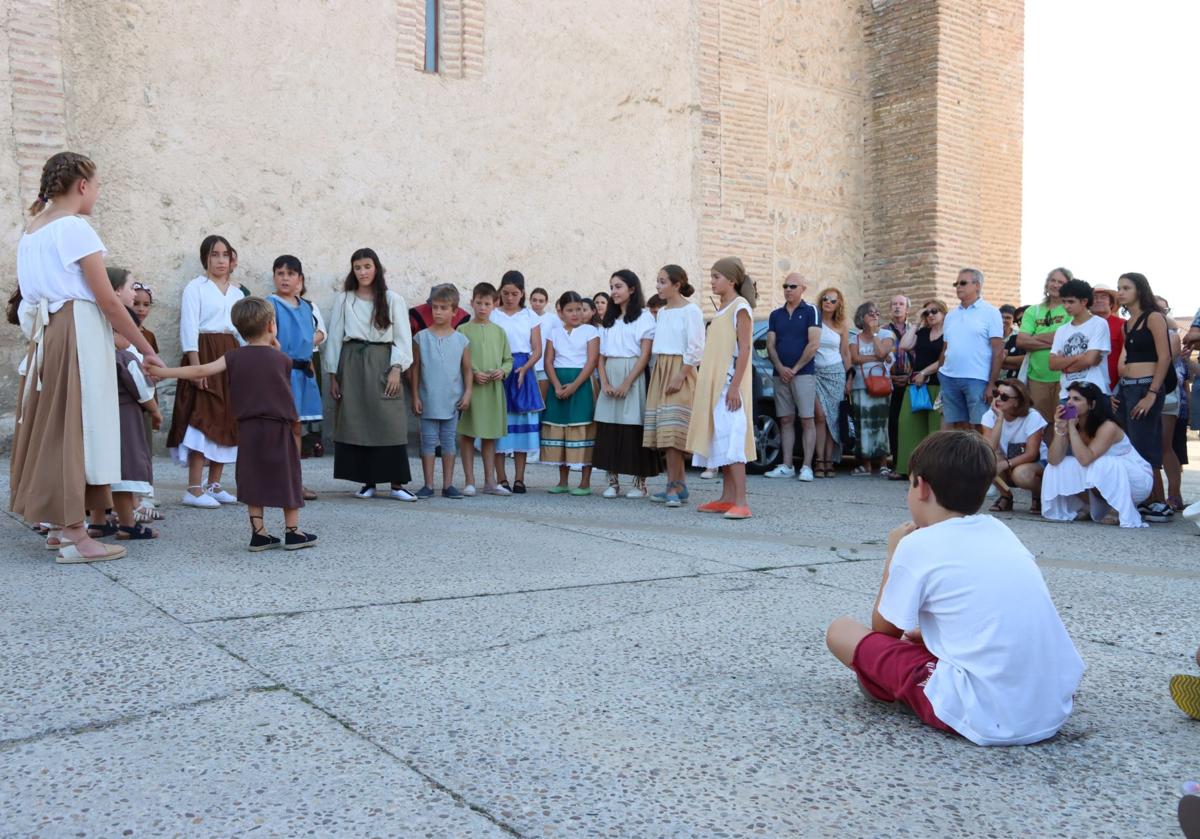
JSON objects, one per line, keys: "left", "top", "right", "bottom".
{"left": 206, "top": 483, "right": 238, "bottom": 504}
{"left": 462, "top": 485, "right": 477, "bottom": 497}
{"left": 624, "top": 485, "right": 647, "bottom": 499}
{"left": 764, "top": 465, "right": 795, "bottom": 479}
{"left": 389, "top": 487, "right": 418, "bottom": 502}
{"left": 602, "top": 484, "right": 620, "bottom": 499}
{"left": 355, "top": 486, "right": 377, "bottom": 499}
{"left": 182, "top": 487, "right": 220, "bottom": 508}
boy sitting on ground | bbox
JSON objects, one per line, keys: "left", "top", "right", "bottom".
{"left": 825, "top": 430, "right": 1085, "bottom": 745}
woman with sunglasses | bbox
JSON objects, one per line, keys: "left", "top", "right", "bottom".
{"left": 848, "top": 301, "right": 894, "bottom": 476}
{"left": 982, "top": 379, "right": 1045, "bottom": 513}
{"left": 1042, "top": 381, "right": 1152, "bottom": 527}
{"left": 893, "top": 299, "right": 946, "bottom": 477}
{"left": 811, "top": 287, "right": 850, "bottom": 477}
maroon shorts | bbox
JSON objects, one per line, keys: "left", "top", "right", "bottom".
{"left": 851, "top": 632, "right": 953, "bottom": 733}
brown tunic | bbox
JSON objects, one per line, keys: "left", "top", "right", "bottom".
{"left": 115, "top": 349, "right": 153, "bottom": 486}
{"left": 225, "top": 345, "right": 303, "bottom": 509}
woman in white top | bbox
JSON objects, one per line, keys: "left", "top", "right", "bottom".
{"left": 323, "top": 248, "right": 416, "bottom": 501}
{"left": 166, "top": 235, "right": 245, "bottom": 508}
{"left": 1042, "top": 381, "right": 1152, "bottom": 527}
{"left": 12, "top": 151, "right": 163, "bottom": 563}
{"left": 812, "top": 287, "right": 851, "bottom": 477}
{"left": 594, "top": 270, "right": 662, "bottom": 497}
{"left": 489, "top": 271, "right": 545, "bottom": 492}
{"left": 643, "top": 265, "right": 705, "bottom": 507}
{"left": 686, "top": 258, "right": 756, "bottom": 519}
{"left": 848, "top": 301, "right": 896, "bottom": 476}
{"left": 982, "top": 379, "right": 1046, "bottom": 514}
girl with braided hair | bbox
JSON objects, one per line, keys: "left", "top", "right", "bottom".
{"left": 12, "top": 152, "right": 164, "bottom": 563}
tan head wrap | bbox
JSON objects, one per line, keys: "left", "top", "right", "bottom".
{"left": 711, "top": 257, "right": 756, "bottom": 308}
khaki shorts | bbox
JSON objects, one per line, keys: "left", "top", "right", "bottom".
{"left": 774, "top": 373, "right": 816, "bottom": 419}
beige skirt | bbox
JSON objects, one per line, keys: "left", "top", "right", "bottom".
{"left": 10, "top": 300, "right": 119, "bottom": 526}
{"left": 642, "top": 354, "right": 695, "bottom": 451}
{"left": 593, "top": 357, "right": 647, "bottom": 425}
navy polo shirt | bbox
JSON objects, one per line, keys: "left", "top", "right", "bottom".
{"left": 767, "top": 300, "right": 820, "bottom": 374}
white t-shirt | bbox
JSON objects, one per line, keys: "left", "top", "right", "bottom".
{"left": 490, "top": 307, "right": 540, "bottom": 355}
{"left": 878, "top": 515, "right": 1085, "bottom": 745}
{"left": 1050, "top": 315, "right": 1111, "bottom": 399}
{"left": 547, "top": 323, "right": 599, "bottom": 368}
{"left": 16, "top": 215, "right": 106, "bottom": 312}
{"left": 179, "top": 276, "right": 244, "bottom": 352}
{"left": 982, "top": 409, "right": 1049, "bottom": 461}
{"left": 942, "top": 300, "right": 1003, "bottom": 381}
{"left": 599, "top": 310, "right": 656, "bottom": 358}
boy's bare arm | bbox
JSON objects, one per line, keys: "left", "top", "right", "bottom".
{"left": 146, "top": 356, "right": 227, "bottom": 381}
{"left": 870, "top": 522, "right": 915, "bottom": 637}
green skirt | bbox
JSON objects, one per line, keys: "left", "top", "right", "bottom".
{"left": 543, "top": 368, "right": 595, "bottom": 425}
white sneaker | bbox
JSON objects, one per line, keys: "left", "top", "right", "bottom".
{"left": 462, "top": 484, "right": 477, "bottom": 497}
{"left": 986, "top": 485, "right": 999, "bottom": 499}
{"left": 700, "top": 469, "right": 716, "bottom": 480}
{"left": 484, "top": 485, "right": 512, "bottom": 496}
{"left": 355, "top": 485, "right": 377, "bottom": 499}
{"left": 1183, "top": 500, "right": 1200, "bottom": 530}
{"left": 764, "top": 465, "right": 795, "bottom": 479}
{"left": 389, "top": 487, "right": 418, "bottom": 502}
{"left": 602, "top": 484, "right": 620, "bottom": 499}
{"left": 798, "top": 466, "right": 815, "bottom": 482}
{"left": 206, "top": 483, "right": 238, "bottom": 504}
{"left": 625, "top": 486, "right": 647, "bottom": 499}
{"left": 183, "top": 488, "right": 220, "bottom": 508}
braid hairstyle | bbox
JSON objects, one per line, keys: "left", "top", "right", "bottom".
{"left": 28, "top": 152, "right": 96, "bottom": 216}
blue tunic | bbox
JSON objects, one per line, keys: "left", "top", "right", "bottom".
{"left": 269, "top": 294, "right": 323, "bottom": 421}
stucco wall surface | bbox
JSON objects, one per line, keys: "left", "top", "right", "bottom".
{"left": 1, "top": 0, "right": 700, "bottom": 416}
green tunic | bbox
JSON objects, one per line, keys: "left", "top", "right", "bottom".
{"left": 456, "top": 321, "right": 513, "bottom": 439}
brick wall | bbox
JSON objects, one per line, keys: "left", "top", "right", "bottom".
{"left": 864, "top": 0, "right": 1024, "bottom": 309}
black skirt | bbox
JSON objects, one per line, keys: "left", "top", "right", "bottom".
{"left": 592, "top": 422, "right": 662, "bottom": 478}
{"left": 334, "top": 442, "right": 412, "bottom": 485}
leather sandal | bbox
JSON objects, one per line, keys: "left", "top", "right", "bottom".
{"left": 988, "top": 494, "right": 1014, "bottom": 512}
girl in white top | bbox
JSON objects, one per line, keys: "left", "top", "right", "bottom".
{"left": 167, "top": 235, "right": 245, "bottom": 508}
{"left": 643, "top": 265, "right": 705, "bottom": 507}
{"left": 12, "top": 151, "right": 162, "bottom": 564}
{"left": 1042, "top": 381, "right": 1152, "bottom": 527}
{"left": 540, "top": 292, "right": 601, "bottom": 494}
{"left": 982, "top": 379, "right": 1047, "bottom": 514}
{"left": 685, "top": 258, "right": 756, "bottom": 519}
{"left": 489, "top": 271, "right": 545, "bottom": 492}
{"left": 528, "top": 286, "right": 556, "bottom": 386}
{"left": 324, "top": 248, "right": 416, "bottom": 501}
{"left": 594, "top": 270, "right": 661, "bottom": 498}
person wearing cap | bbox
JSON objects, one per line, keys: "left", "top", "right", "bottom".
{"left": 1090, "top": 284, "right": 1125, "bottom": 391}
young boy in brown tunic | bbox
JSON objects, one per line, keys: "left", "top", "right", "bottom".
{"left": 147, "top": 297, "right": 317, "bottom": 551}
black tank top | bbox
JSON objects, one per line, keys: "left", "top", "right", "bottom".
{"left": 1123, "top": 312, "right": 1159, "bottom": 364}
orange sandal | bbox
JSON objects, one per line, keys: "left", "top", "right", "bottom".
{"left": 723, "top": 505, "right": 753, "bottom": 520}
{"left": 698, "top": 500, "right": 734, "bottom": 514}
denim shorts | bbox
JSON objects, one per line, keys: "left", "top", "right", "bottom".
{"left": 420, "top": 415, "right": 459, "bottom": 455}
{"left": 939, "top": 374, "right": 989, "bottom": 424}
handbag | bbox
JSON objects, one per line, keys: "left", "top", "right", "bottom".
{"left": 909, "top": 383, "right": 933, "bottom": 413}
{"left": 864, "top": 362, "right": 893, "bottom": 397}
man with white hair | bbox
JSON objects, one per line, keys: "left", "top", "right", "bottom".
{"left": 939, "top": 268, "right": 1004, "bottom": 432}
{"left": 765, "top": 273, "right": 821, "bottom": 480}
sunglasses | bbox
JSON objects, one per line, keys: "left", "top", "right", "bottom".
{"left": 921, "top": 309, "right": 939, "bottom": 318}
{"left": 996, "top": 392, "right": 1014, "bottom": 402}
{"left": 821, "top": 296, "right": 839, "bottom": 304}
{"left": 782, "top": 284, "right": 799, "bottom": 290}
{"left": 954, "top": 279, "right": 975, "bottom": 287}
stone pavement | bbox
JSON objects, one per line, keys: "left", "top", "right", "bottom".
{"left": 1, "top": 446, "right": 1198, "bottom": 838}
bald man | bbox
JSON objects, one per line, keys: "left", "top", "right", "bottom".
{"left": 765, "top": 273, "right": 821, "bottom": 480}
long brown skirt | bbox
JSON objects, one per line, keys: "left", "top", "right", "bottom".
{"left": 10, "top": 304, "right": 88, "bottom": 526}
{"left": 167, "top": 332, "right": 239, "bottom": 449}
{"left": 642, "top": 354, "right": 695, "bottom": 451}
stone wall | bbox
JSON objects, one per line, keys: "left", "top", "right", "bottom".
{"left": 698, "top": 0, "right": 869, "bottom": 315}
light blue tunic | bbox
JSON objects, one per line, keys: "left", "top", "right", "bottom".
{"left": 269, "top": 294, "right": 323, "bottom": 421}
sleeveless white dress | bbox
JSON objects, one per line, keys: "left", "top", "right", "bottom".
{"left": 1041, "top": 432, "right": 1153, "bottom": 528}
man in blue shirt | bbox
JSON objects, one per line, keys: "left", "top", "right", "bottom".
{"left": 765, "top": 273, "right": 821, "bottom": 480}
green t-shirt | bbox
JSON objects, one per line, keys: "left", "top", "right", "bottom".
{"left": 1019, "top": 303, "right": 1068, "bottom": 382}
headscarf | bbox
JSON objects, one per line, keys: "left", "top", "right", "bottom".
{"left": 711, "top": 257, "right": 756, "bottom": 309}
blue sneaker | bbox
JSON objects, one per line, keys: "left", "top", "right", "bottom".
{"left": 415, "top": 486, "right": 435, "bottom": 500}
{"left": 663, "top": 481, "right": 689, "bottom": 507}
{"left": 650, "top": 489, "right": 669, "bottom": 503}
{"left": 442, "top": 486, "right": 464, "bottom": 500}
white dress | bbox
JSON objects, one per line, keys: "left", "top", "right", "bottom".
{"left": 691, "top": 298, "right": 753, "bottom": 470}
{"left": 1041, "top": 432, "right": 1153, "bottom": 528}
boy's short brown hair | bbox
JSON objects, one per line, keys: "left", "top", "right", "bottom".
{"left": 472, "top": 281, "right": 498, "bottom": 301}
{"left": 430, "top": 284, "right": 461, "bottom": 308}
{"left": 908, "top": 430, "right": 996, "bottom": 515}
{"left": 231, "top": 296, "right": 275, "bottom": 342}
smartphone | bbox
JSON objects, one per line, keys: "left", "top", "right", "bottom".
{"left": 1061, "top": 404, "right": 1077, "bottom": 420}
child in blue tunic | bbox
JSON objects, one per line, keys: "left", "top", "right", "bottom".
{"left": 269, "top": 255, "right": 323, "bottom": 499}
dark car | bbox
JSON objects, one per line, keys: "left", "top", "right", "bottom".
{"left": 748, "top": 320, "right": 857, "bottom": 472}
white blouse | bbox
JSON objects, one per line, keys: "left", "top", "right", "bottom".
{"left": 533, "top": 310, "right": 560, "bottom": 372}
{"left": 490, "top": 307, "right": 540, "bottom": 355}
{"left": 179, "top": 276, "right": 243, "bottom": 352}
{"left": 16, "top": 215, "right": 106, "bottom": 313}
{"left": 547, "top": 323, "right": 599, "bottom": 368}
{"left": 600, "top": 310, "right": 656, "bottom": 358}
{"left": 323, "top": 290, "right": 412, "bottom": 372}
{"left": 651, "top": 304, "right": 705, "bottom": 366}
{"left": 815, "top": 323, "right": 845, "bottom": 368}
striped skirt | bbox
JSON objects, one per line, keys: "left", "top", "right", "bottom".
{"left": 642, "top": 353, "right": 694, "bottom": 451}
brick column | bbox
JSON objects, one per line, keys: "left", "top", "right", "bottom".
{"left": 6, "top": 0, "right": 69, "bottom": 208}
{"left": 865, "top": 0, "right": 1023, "bottom": 308}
